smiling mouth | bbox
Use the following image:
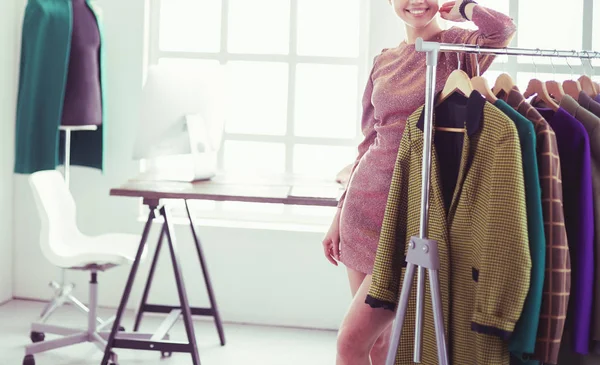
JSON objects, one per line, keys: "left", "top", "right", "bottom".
{"left": 406, "top": 8, "right": 429, "bottom": 16}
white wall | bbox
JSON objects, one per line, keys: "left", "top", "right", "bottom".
{"left": 0, "top": 0, "right": 18, "bottom": 304}
{"left": 12, "top": 0, "right": 402, "bottom": 330}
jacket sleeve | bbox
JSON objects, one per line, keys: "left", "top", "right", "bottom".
{"left": 365, "top": 112, "right": 413, "bottom": 310}
{"left": 471, "top": 123, "right": 532, "bottom": 339}
{"left": 337, "top": 55, "right": 380, "bottom": 208}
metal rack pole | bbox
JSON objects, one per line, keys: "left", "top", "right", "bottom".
{"left": 384, "top": 38, "right": 600, "bottom": 365}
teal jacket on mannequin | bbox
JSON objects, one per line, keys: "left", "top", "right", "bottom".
{"left": 14, "top": 0, "right": 107, "bottom": 174}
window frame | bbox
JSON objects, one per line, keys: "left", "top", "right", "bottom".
{"left": 143, "top": 0, "right": 371, "bottom": 227}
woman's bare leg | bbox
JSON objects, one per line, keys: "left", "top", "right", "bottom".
{"left": 337, "top": 269, "right": 396, "bottom": 365}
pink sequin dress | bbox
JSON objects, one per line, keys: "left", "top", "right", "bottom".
{"left": 338, "top": 6, "right": 516, "bottom": 274}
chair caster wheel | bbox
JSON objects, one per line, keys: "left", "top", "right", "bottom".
{"left": 161, "top": 351, "right": 172, "bottom": 358}
{"left": 118, "top": 326, "right": 125, "bottom": 331}
{"left": 30, "top": 331, "right": 45, "bottom": 343}
{"left": 23, "top": 355, "right": 35, "bottom": 365}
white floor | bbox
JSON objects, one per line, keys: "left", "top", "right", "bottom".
{"left": 0, "top": 299, "right": 337, "bottom": 365}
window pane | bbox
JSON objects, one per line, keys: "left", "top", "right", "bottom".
{"left": 226, "top": 61, "right": 289, "bottom": 136}
{"left": 159, "top": 0, "right": 222, "bottom": 53}
{"left": 228, "top": 0, "right": 290, "bottom": 54}
{"left": 297, "top": 0, "right": 360, "bottom": 57}
{"left": 223, "top": 141, "right": 286, "bottom": 176}
{"left": 295, "top": 64, "right": 358, "bottom": 138}
{"left": 518, "top": 0, "right": 583, "bottom": 65}
{"left": 516, "top": 72, "right": 574, "bottom": 95}
{"left": 594, "top": 0, "right": 600, "bottom": 56}
{"left": 158, "top": 58, "right": 220, "bottom": 69}
{"left": 481, "top": 70, "right": 503, "bottom": 88}
{"left": 293, "top": 144, "right": 356, "bottom": 180}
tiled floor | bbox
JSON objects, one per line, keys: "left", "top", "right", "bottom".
{"left": 0, "top": 300, "right": 337, "bottom": 365}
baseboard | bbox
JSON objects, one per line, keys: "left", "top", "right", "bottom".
{"left": 9, "top": 297, "right": 338, "bottom": 332}
{"left": 0, "top": 297, "right": 13, "bottom": 306}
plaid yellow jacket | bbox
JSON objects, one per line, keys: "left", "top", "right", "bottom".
{"left": 367, "top": 92, "right": 532, "bottom": 365}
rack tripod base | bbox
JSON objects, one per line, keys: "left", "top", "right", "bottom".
{"left": 386, "top": 237, "right": 449, "bottom": 365}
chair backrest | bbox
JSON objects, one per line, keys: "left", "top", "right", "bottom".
{"left": 29, "top": 170, "right": 83, "bottom": 265}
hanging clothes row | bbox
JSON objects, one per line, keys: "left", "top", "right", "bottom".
{"left": 366, "top": 44, "right": 600, "bottom": 365}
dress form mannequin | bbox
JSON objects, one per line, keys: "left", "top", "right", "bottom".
{"left": 61, "top": 0, "right": 102, "bottom": 126}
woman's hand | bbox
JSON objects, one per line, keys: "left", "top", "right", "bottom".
{"left": 439, "top": 1, "right": 467, "bottom": 22}
{"left": 322, "top": 208, "right": 342, "bottom": 266}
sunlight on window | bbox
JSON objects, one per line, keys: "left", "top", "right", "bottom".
{"left": 594, "top": 1, "right": 600, "bottom": 54}
{"left": 296, "top": 0, "right": 360, "bottom": 58}
{"left": 228, "top": 0, "right": 290, "bottom": 54}
{"left": 481, "top": 70, "right": 503, "bottom": 88}
{"left": 159, "top": 0, "right": 222, "bottom": 53}
{"left": 223, "top": 141, "right": 286, "bottom": 177}
{"left": 294, "top": 64, "right": 358, "bottom": 139}
{"left": 225, "top": 61, "right": 289, "bottom": 136}
{"left": 518, "top": 0, "right": 583, "bottom": 65}
{"left": 293, "top": 145, "right": 356, "bottom": 180}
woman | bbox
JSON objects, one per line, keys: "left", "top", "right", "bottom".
{"left": 321, "top": 1, "right": 516, "bottom": 364}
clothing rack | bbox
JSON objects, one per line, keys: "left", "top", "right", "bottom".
{"left": 385, "top": 39, "right": 600, "bottom": 365}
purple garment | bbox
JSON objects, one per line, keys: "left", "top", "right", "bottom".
{"left": 595, "top": 94, "right": 600, "bottom": 104}
{"left": 536, "top": 107, "right": 595, "bottom": 355}
{"left": 61, "top": 0, "right": 102, "bottom": 126}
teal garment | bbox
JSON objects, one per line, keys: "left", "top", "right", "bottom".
{"left": 494, "top": 100, "right": 545, "bottom": 363}
{"left": 14, "top": 0, "right": 107, "bottom": 174}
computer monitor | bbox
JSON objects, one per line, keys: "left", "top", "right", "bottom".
{"left": 133, "top": 63, "right": 226, "bottom": 181}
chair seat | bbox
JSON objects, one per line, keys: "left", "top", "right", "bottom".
{"left": 48, "top": 233, "right": 147, "bottom": 270}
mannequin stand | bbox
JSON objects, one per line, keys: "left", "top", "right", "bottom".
{"left": 33, "top": 125, "right": 102, "bottom": 340}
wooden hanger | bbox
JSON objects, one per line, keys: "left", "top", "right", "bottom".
{"left": 524, "top": 78, "right": 559, "bottom": 111}
{"left": 434, "top": 70, "right": 472, "bottom": 133}
{"left": 469, "top": 49, "right": 497, "bottom": 103}
{"left": 563, "top": 79, "right": 582, "bottom": 99}
{"left": 546, "top": 80, "right": 565, "bottom": 102}
{"left": 492, "top": 73, "right": 515, "bottom": 96}
{"left": 577, "top": 53, "right": 597, "bottom": 97}
{"left": 579, "top": 75, "right": 597, "bottom": 96}
{"left": 545, "top": 52, "right": 565, "bottom": 102}
{"left": 472, "top": 76, "right": 497, "bottom": 103}
{"left": 434, "top": 54, "right": 473, "bottom": 133}
{"left": 562, "top": 54, "right": 582, "bottom": 99}
{"left": 437, "top": 69, "right": 474, "bottom": 106}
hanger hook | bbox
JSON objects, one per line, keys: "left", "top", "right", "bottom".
{"left": 476, "top": 44, "right": 481, "bottom": 77}
{"left": 532, "top": 49, "right": 538, "bottom": 79}
{"left": 456, "top": 52, "right": 461, "bottom": 71}
{"left": 565, "top": 52, "right": 573, "bottom": 79}
{"left": 550, "top": 50, "right": 557, "bottom": 76}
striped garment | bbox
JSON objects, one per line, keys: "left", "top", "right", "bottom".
{"left": 497, "top": 88, "right": 570, "bottom": 365}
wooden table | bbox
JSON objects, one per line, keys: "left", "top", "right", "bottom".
{"left": 101, "top": 176, "right": 342, "bottom": 365}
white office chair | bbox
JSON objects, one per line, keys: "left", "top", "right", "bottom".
{"left": 23, "top": 170, "right": 149, "bottom": 365}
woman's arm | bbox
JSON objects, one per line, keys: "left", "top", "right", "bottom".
{"left": 337, "top": 54, "right": 382, "bottom": 208}
{"left": 440, "top": 1, "right": 517, "bottom": 76}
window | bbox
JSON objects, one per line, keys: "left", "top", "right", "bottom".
{"left": 144, "top": 0, "right": 369, "bottom": 226}
{"left": 446, "top": 0, "right": 599, "bottom": 90}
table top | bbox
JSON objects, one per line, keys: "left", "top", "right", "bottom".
{"left": 110, "top": 175, "right": 343, "bottom": 207}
